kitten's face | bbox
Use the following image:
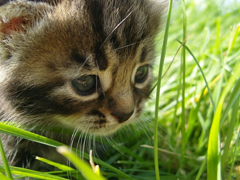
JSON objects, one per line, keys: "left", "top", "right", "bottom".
{"left": 0, "top": 0, "right": 162, "bottom": 136}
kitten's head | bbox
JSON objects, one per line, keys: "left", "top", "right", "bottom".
{"left": 0, "top": 0, "right": 164, "bottom": 136}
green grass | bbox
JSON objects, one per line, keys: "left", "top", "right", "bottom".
{"left": 0, "top": 0, "right": 240, "bottom": 179}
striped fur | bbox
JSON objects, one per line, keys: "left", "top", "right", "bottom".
{"left": 0, "top": 0, "right": 164, "bottom": 172}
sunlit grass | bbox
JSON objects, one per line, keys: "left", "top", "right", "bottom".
{"left": 152, "top": 0, "right": 240, "bottom": 179}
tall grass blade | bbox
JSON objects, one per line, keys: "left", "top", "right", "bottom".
{"left": 180, "top": 0, "right": 187, "bottom": 170}
{"left": 0, "top": 138, "right": 12, "bottom": 179}
{"left": 177, "top": 40, "right": 216, "bottom": 111}
{"left": 154, "top": 0, "right": 173, "bottom": 179}
{"left": 207, "top": 61, "right": 240, "bottom": 180}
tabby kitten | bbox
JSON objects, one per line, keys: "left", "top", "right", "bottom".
{"left": 0, "top": 0, "right": 164, "bottom": 172}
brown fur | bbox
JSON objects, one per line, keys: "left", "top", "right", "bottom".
{"left": 0, "top": 0, "right": 165, "bottom": 175}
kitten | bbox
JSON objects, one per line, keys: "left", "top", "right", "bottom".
{"left": 0, "top": 0, "right": 164, "bottom": 172}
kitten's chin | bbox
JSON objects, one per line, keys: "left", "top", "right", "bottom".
{"left": 88, "top": 126, "right": 120, "bottom": 136}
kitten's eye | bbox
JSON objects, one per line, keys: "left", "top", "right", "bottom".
{"left": 72, "top": 75, "right": 97, "bottom": 96}
{"left": 135, "top": 65, "right": 148, "bottom": 83}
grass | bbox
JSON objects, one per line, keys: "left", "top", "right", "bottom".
{"left": 154, "top": 0, "right": 173, "bottom": 179}
{"left": 0, "top": 0, "right": 240, "bottom": 179}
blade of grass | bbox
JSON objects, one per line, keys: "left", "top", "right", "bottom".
{"left": 0, "top": 166, "right": 68, "bottom": 180}
{"left": 57, "top": 146, "right": 106, "bottom": 180}
{"left": 221, "top": 78, "right": 240, "bottom": 176}
{"left": 186, "top": 89, "right": 204, "bottom": 150}
{"left": 0, "top": 122, "right": 63, "bottom": 147}
{"left": 180, "top": 0, "right": 187, "bottom": 170}
{"left": 0, "top": 173, "right": 11, "bottom": 180}
{"left": 0, "top": 137, "right": 12, "bottom": 179}
{"left": 220, "top": 77, "right": 240, "bottom": 125}
{"left": 207, "top": 61, "right": 240, "bottom": 180}
{"left": 177, "top": 40, "right": 216, "bottom": 111}
{"left": 36, "top": 156, "right": 75, "bottom": 171}
{"left": 154, "top": 0, "right": 173, "bottom": 179}
{"left": 227, "top": 24, "right": 240, "bottom": 55}
{"left": 214, "top": 18, "right": 221, "bottom": 54}
{"left": 207, "top": 22, "right": 240, "bottom": 180}
{"left": 10, "top": 171, "right": 68, "bottom": 180}
{"left": 195, "top": 158, "right": 207, "bottom": 180}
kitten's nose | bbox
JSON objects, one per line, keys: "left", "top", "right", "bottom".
{"left": 111, "top": 110, "right": 134, "bottom": 123}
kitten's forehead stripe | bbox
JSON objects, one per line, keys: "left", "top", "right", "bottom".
{"left": 110, "top": 33, "right": 121, "bottom": 50}
{"left": 95, "top": 49, "right": 108, "bottom": 70}
{"left": 84, "top": 0, "right": 105, "bottom": 40}
{"left": 71, "top": 49, "right": 108, "bottom": 70}
{"left": 71, "top": 49, "right": 86, "bottom": 65}
{"left": 83, "top": 0, "right": 110, "bottom": 71}
{"left": 140, "top": 47, "right": 148, "bottom": 63}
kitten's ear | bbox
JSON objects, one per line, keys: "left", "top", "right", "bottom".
{"left": 0, "top": 1, "right": 52, "bottom": 38}
{"left": 144, "top": 0, "right": 167, "bottom": 39}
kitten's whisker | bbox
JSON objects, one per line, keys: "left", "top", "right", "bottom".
{"left": 88, "top": 134, "right": 93, "bottom": 157}
{"left": 77, "top": 131, "right": 85, "bottom": 151}
{"left": 67, "top": 125, "right": 81, "bottom": 179}
{"left": 100, "top": 6, "right": 135, "bottom": 49}
{"left": 92, "top": 135, "right": 98, "bottom": 158}
{"left": 70, "top": 126, "right": 80, "bottom": 149}
{"left": 81, "top": 125, "right": 90, "bottom": 159}
{"left": 135, "top": 116, "right": 152, "bottom": 140}
{"left": 81, "top": 133, "right": 87, "bottom": 159}
{"left": 77, "top": 131, "right": 84, "bottom": 155}
{"left": 98, "top": 135, "right": 108, "bottom": 156}
{"left": 115, "top": 41, "right": 140, "bottom": 51}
